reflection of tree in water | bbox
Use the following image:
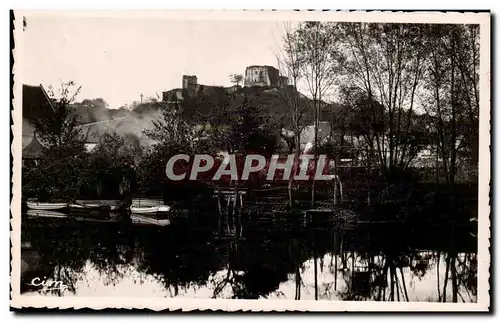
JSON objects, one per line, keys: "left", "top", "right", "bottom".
{"left": 312, "top": 228, "right": 477, "bottom": 302}
{"left": 21, "top": 220, "right": 95, "bottom": 295}
{"left": 132, "top": 224, "right": 223, "bottom": 296}
{"left": 437, "top": 252, "right": 477, "bottom": 302}
{"left": 21, "top": 219, "right": 153, "bottom": 295}
{"left": 84, "top": 224, "right": 137, "bottom": 287}
{"left": 20, "top": 203, "right": 477, "bottom": 302}
{"left": 335, "top": 250, "right": 413, "bottom": 302}
{"left": 209, "top": 208, "right": 319, "bottom": 299}
{"left": 22, "top": 218, "right": 224, "bottom": 296}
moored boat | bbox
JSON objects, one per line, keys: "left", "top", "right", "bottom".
{"left": 130, "top": 214, "right": 170, "bottom": 227}
{"left": 129, "top": 205, "right": 171, "bottom": 215}
{"left": 26, "top": 209, "right": 68, "bottom": 219}
{"left": 26, "top": 202, "right": 67, "bottom": 211}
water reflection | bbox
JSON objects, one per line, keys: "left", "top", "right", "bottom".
{"left": 20, "top": 207, "right": 477, "bottom": 302}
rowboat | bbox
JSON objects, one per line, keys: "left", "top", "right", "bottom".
{"left": 26, "top": 209, "right": 68, "bottom": 219}
{"left": 130, "top": 214, "right": 170, "bottom": 227}
{"left": 26, "top": 202, "right": 67, "bottom": 211}
{"left": 130, "top": 205, "right": 171, "bottom": 214}
{"left": 131, "top": 198, "right": 164, "bottom": 207}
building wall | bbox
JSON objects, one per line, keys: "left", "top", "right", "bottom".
{"left": 163, "top": 89, "right": 185, "bottom": 103}
{"left": 244, "top": 66, "right": 282, "bottom": 87}
{"left": 182, "top": 75, "right": 197, "bottom": 96}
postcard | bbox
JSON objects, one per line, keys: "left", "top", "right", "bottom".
{"left": 10, "top": 10, "right": 491, "bottom": 312}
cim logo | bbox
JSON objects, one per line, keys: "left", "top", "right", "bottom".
{"left": 165, "top": 154, "right": 337, "bottom": 183}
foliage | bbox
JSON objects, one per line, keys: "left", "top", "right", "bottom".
{"left": 229, "top": 74, "right": 244, "bottom": 87}
{"left": 23, "top": 81, "right": 92, "bottom": 201}
{"left": 89, "top": 132, "right": 143, "bottom": 197}
{"left": 227, "top": 94, "right": 280, "bottom": 155}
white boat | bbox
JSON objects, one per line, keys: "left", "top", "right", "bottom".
{"left": 130, "top": 214, "right": 170, "bottom": 226}
{"left": 129, "top": 205, "right": 171, "bottom": 214}
{"left": 131, "top": 198, "right": 164, "bottom": 207}
{"left": 26, "top": 202, "right": 67, "bottom": 211}
{"left": 26, "top": 209, "right": 68, "bottom": 219}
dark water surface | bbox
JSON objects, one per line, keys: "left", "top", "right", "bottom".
{"left": 20, "top": 207, "right": 477, "bottom": 302}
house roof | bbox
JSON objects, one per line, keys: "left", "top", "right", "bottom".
{"left": 22, "top": 84, "right": 55, "bottom": 122}
{"left": 22, "top": 135, "right": 44, "bottom": 159}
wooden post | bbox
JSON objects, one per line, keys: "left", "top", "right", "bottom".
{"left": 339, "top": 178, "right": 344, "bottom": 203}
{"left": 333, "top": 176, "right": 338, "bottom": 205}
{"left": 217, "top": 191, "right": 222, "bottom": 215}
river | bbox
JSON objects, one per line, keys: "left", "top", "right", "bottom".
{"left": 20, "top": 207, "right": 477, "bottom": 302}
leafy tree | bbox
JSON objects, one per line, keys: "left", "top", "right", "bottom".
{"left": 422, "top": 24, "right": 479, "bottom": 184}
{"left": 81, "top": 97, "right": 108, "bottom": 109}
{"left": 89, "top": 132, "right": 143, "bottom": 198}
{"left": 228, "top": 94, "right": 279, "bottom": 155}
{"left": 229, "top": 74, "right": 244, "bottom": 87}
{"left": 23, "top": 81, "right": 91, "bottom": 202}
{"left": 294, "top": 21, "right": 342, "bottom": 205}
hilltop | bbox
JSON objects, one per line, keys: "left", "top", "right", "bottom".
{"left": 68, "top": 74, "right": 342, "bottom": 149}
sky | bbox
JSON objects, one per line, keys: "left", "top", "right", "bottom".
{"left": 21, "top": 14, "right": 287, "bottom": 108}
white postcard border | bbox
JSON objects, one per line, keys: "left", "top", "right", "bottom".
{"left": 10, "top": 9, "right": 491, "bottom": 312}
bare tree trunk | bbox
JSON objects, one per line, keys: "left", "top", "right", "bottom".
{"left": 390, "top": 262, "right": 395, "bottom": 301}
{"left": 451, "top": 256, "right": 458, "bottom": 302}
{"left": 311, "top": 100, "right": 318, "bottom": 207}
{"left": 437, "top": 251, "right": 441, "bottom": 301}
{"left": 334, "top": 252, "right": 338, "bottom": 291}
{"left": 313, "top": 230, "right": 319, "bottom": 300}
{"left": 295, "top": 264, "right": 301, "bottom": 300}
{"left": 442, "top": 256, "right": 451, "bottom": 302}
{"left": 399, "top": 266, "right": 409, "bottom": 301}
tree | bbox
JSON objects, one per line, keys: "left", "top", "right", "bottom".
{"left": 276, "top": 21, "right": 309, "bottom": 207}
{"left": 89, "top": 132, "right": 143, "bottom": 198}
{"left": 421, "top": 26, "right": 480, "bottom": 302}
{"left": 338, "top": 23, "right": 429, "bottom": 180}
{"left": 23, "top": 81, "right": 91, "bottom": 201}
{"left": 72, "top": 98, "right": 111, "bottom": 123}
{"left": 229, "top": 74, "right": 244, "bottom": 87}
{"left": 228, "top": 94, "right": 279, "bottom": 155}
{"left": 423, "top": 24, "right": 479, "bottom": 185}
{"left": 143, "top": 102, "right": 201, "bottom": 152}
{"left": 138, "top": 101, "right": 214, "bottom": 196}
{"left": 81, "top": 97, "right": 108, "bottom": 109}
{"left": 294, "top": 21, "right": 342, "bottom": 205}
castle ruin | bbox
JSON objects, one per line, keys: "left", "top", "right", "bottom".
{"left": 243, "top": 65, "right": 287, "bottom": 88}
{"left": 162, "top": 65, "right": 288, "bottom": 103}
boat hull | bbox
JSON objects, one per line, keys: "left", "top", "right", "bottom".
{"left": 26, "top": 202, "right": 67, "bottom": 211}
{"left": 26, "top": 209, "right": 68, "bottom": 219}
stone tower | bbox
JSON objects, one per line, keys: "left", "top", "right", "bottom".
{"left": 244, "top": 66, "right": 282, "bottom": 87}
{"left": 182, "top": 75, "right": 197, "bottom": 96}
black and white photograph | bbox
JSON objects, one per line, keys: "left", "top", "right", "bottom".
{"left": 10, "top": 10, "right": 490, "bottom": 311}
